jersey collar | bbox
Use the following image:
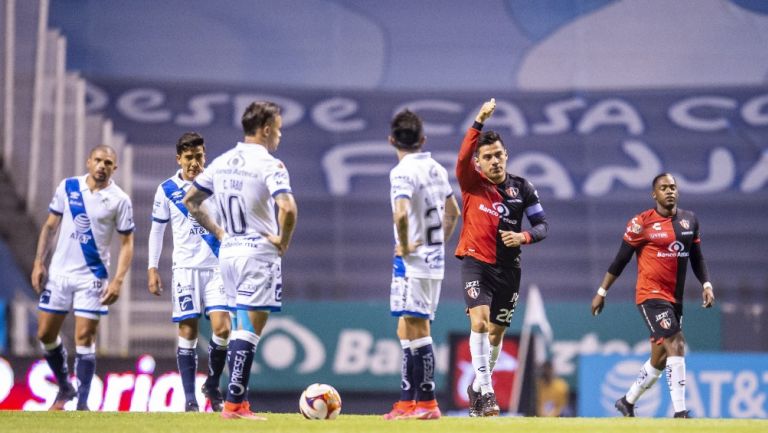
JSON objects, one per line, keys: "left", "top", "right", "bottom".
{"left": 235, "top": 142, "right": 270, "bottom": 154}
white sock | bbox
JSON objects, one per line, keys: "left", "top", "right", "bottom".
{"left": 666, "top": 356, "right": 686, "bottom": 412}
{"left": 42, "top": 335, "right": 63, "bottom": 351}
{"left": 489, "top": 342, "right": 502, "bottom": 372}
{"left": 211, "top": 334, "right": 229, "bottom": 347}
{"left": 177, "top": 337, "right": 198, "bottom": 349}
{"left": 625, "top": 359, "right": 662, "bottom": 404}
{"left": 473, "top": 342, "right": 502, "bottom": 392}
{"left": 469, "top": 331, "right": 493, "bottom": 394}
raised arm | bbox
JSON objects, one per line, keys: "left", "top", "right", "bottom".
{"left": 457, "top": 98, "right": 496, "bottom": 191}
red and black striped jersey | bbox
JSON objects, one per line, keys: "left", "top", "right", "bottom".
{"left": 454, "top": 123, "right": 548, "bottom": 265}
{"left": 622, "top": 208, "right": 702, "bottom": 304}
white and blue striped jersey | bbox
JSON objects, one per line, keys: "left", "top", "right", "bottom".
{"left": 390, "top": 152, "right": 453, "bottom": 279}
{"left": 151, "top": 170, "right": 220, "bottom": 269}
{"left": 193, "top": 142, "right": 292, "bottom": 263}
{"left": 48, "top": 175, "right": 134, "bottom": 280}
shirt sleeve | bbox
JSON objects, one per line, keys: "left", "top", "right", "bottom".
{"left": 622, "top": 214, "right": 646, "bottom": 247}
{"left": 151, "top": 185, "right": 171, "bottom": 223}
{"left": 147, "top": 219, "right": 166, "bottom": 269}
{"left": 193, "top": 167, "right": 214, "bottom": 196}
{"left": 390, "top": 166, "right": 414, "bottom": 201}
{"left": 693, "top": 214, "right": 702, "bottom": 244}
{"left": 441, "top": 165, "right": 454, "bottom": 199}
{"left": 116, "top": 196, "right": 135, "bottom": 234}
{"left": 456, "top": 123, "right": 485, "bottom": 191}
{"left": 48, "top": 180, "right": 66, "bottom": 215}
{"left": 522, "top": 180, "right": 548, "bottom": 243}
{"left": 523, "top": 180, "right": 544, "bottom": 218}
{"left": 265, "top": 159, "right": 292, "bottom": 197}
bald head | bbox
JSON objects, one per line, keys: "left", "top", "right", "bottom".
{"left": 89, "top": 144, "right": 118, "bottom": 161}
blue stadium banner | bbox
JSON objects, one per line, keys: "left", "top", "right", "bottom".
{"left": 578, "top": 354, "right": 768, "bottom": 418}
{"left": 87, "top": 79, "right": 768, "bottom": 299}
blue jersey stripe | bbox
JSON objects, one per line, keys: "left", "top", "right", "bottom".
{"left": 65, "top": 178, "right": 109, "bottom": 279}
{"left": 162, "top": 179, "right": 220, "bottom": 257}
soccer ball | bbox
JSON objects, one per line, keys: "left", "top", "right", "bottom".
{"left": 299, "top": 383, "right": 342, "bottom": 420}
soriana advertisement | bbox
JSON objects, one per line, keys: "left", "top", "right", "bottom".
{"left": 0, "top": 355, "right": 216, "bottom": 411}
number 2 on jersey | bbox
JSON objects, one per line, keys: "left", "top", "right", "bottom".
{"left": 425, "top": 206, "right": 443, "bottom": 246}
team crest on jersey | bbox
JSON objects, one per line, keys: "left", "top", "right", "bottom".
{"left": 227, "top": 152, "right": 245, "bottom": 168}
{"left": 679, "top": 219, "right": 690, "bottom": 230}
{"left": 505, "top": 186, "right": 519, "bottom": 199}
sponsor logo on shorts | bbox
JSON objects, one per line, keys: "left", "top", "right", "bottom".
{"left": 655, "top": 311, "right": 673, "bottom": 329}
{"left": 660, "top": 318, "right": 672, "bottom": 329}
{"left": 40, "top": 290, "right": 51, "bottom": 304}
{"left": 465, "top": 280, "right": 480, "bottom": 299}
{"left": 179, "top": 294, "right": 194, "bottom": 312}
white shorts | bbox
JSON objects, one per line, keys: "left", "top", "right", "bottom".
{"left": 390, "top": 276, "right": 442, "bottom": 321}
{"left": 38, "top": 274, "right": 109, "bottom": 320}
{"left": 220, "top": 256, "right": 282, "bottom": 312}
{"left": 171, "top": 267, "right": 233, "bottom": 322}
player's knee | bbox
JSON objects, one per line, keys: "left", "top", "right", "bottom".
{"left": 75, "top": 328, "right": 96, "bottom": 346}
{"left": 213, "top": 326, "right": 230, "bottom": 340}
{"left": 37, "top": 328, "right": 57, "bottom": 345}
{"left": 470, "top": 319, "right": 489, "bottom": 333}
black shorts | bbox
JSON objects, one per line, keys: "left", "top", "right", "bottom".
{"left": 637, "top": 299, "right": 683, "bottom": 344}
{"left": 461, "top": 255, "right": 521, "bottom": 327}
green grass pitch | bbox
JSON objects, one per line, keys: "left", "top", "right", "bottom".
{"left": 1, "top": 412, "right": 766, "bottom": 433}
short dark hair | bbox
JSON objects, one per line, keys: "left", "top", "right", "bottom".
{"left": 176, "top": 132, "right": 205, "bottom": 155}
{"left": 242, "top": 101, "right": 280, "bottom": 136}
{"left": 652, "top": 172, "right": 676, "bottom": 188}
{"left": 390, "top": 109, "right": 423, "bottom": 149}
{"left": 89, "top": 144, "right": 117, "bottom": 160}
{"left": 476, "top": 130, "right": 505, "bottom": 153}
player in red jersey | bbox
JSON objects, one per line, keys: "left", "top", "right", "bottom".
{"left": 457, "top": 99, "right": 549, "bottom": 416}
{"left": 591, "top": 173, "right": 715, "bottom": 419}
